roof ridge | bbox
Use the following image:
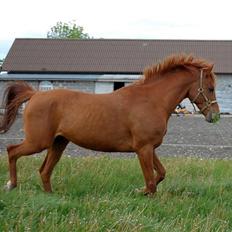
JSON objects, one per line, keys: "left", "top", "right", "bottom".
{"left": 14, "top": 38, "right": 232, "bottom": 42}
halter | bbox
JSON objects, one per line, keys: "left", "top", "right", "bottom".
{"left": 191, "top": 69, "right": 217, "bottom": 113}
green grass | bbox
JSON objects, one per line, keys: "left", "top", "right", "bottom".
{"left": 0, "top": 155, "right": 232, "bottom": 231}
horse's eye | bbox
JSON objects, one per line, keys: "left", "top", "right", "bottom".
{"left": 208, "top": 87, "right": 214, "bottom": 92}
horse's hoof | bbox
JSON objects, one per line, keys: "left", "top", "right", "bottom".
{"left": 134, "top": 187, "right": 146, "bottom": 194}
{"left": 4, "top": 180, "right": 16, "bottom": 191}
{"left": 44, "top": 190, "right": 53, "bottom": 194}
{"left": 135, "top": 187, "right": 156, "bottom": 197}
{"left": 144, "top": 191, "right": 156, "bottom": 198}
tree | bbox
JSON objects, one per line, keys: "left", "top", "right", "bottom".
{"left": 0, "top": 58, "right": 4, "bottom": 68}
{"left": 47, "top": 21, "right": 91, "bottom": 39}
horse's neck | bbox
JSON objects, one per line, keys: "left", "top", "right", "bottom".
{"left": 148, "top": 74, "right": 194, "bottom": 115}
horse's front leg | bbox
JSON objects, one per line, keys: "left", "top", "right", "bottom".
{"left": 153, "top": 150, "right": 166, "bottom": 186}
{"left": 136, "top": 145, "right": 156, "bottom": 196}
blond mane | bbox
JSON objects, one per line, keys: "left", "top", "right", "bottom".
{"left": 139, "top": 54, "right": 214, "bottom": 84}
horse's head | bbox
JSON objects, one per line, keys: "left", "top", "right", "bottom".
{"left": 188, "top": 66, "right": 220, "bottom": 123}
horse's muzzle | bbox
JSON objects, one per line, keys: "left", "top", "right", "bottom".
{"left": 205, "top": 111, "right": 220, "bottom": 123}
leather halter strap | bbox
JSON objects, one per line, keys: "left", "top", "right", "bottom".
{"left": 191, "top": 69, "right": 217, "bottom": 113}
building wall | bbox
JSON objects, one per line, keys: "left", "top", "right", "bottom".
{"left": 52, "top": 80, "right": 95, "bottom": 93}
{"left": 216, "top": 75, "right": 232, "bottom": 113}
{"left": 95, "top": 82, "right": 114, "bottom": 93}
{"left": 0, "top": 80, "right": 95, "bottom": 110}
{"left": 0, "top": 74, "right": 232, "bottom": 113}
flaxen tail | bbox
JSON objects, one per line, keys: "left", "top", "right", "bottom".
{"left": 0, "top": 81, "right": 36, "bottom": 133}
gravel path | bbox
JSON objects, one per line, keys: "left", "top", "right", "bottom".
{"left": 0, "top": 114, "right": 231, "bottom": 159}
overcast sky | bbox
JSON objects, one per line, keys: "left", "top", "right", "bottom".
{"left": 1, "top": 0, "right": 232, "bottom": 59}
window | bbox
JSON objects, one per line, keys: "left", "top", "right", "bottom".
{"left": 39, "top": 81, "right": 54, "bottom": 91}
{"left": 114, "top": 82, "right": 125, "bottom": 91}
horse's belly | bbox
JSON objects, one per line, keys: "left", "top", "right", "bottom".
{"left": 63, "top": 128, "right": 133, "bottom": 152}
{"left": 70, "top": 137, "right": 133, "bottom": 152}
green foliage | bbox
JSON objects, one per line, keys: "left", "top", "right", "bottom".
{"left": 0, "top": 58, "right": 4, "bottom": 67}
{"left": 212, "top": 113, "right": 220, "bottom": 123}
{"left": 0, "top": 155, "right": 232, "bottom": 231}
{"left": 47, "top": 21, "right": 91, "bottom": 39}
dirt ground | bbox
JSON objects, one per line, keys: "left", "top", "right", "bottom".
{"left": 0, "top": 114, "right": 231, "bottom": 159}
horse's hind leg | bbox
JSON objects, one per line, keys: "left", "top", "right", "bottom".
{"left": 6, "top": 140, "right": 43, "bottom": 190}
{"left": 39, "top": 136, "right": 69, "bottom": 192}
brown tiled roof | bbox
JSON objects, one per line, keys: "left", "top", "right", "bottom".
{"left": 2, "top": 38, "right": 232, "bottom": 74}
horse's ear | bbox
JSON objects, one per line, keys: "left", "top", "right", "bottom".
{"left": 207, "top": 64, "right": 214, "bottom": 72}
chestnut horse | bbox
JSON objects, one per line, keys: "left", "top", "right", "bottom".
{"left": 0, "top": 54, "right": 220, "bottom": 195}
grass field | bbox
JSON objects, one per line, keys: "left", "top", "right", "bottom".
{"left": 0, "top": 155, "right": 232, "bottom": 231}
